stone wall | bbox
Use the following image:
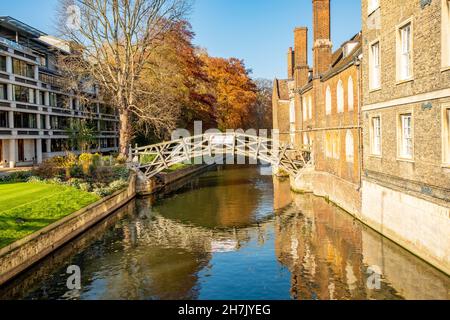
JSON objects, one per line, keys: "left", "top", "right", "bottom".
{"left": 361, "top": 179, "right": 450, "bottom": 275}
{"left": 362, "top": 0, "right": 450, "bottom": 107}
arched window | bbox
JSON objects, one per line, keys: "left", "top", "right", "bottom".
{"left": 346, "top": 130, "right": 354, "bottom": 163}
{"left": 308, "top": 96, "right": 312, "bottom": 120}
{"left": 302, "top": 97, "right": 307, "bottom": 122}
{"left": 325, "top": 86, "right": 332, "bottom": 115}
{"left": 348, "top": 77, "right": 354, "bottom": 111}
{"left": 332, "top": 131, "right": 340, "bottom": 159}
{"left": 325, "top": 132, "right": 332, "bottom": 158}
{"left": 290, "top": 100, "right": 296, "bottom": 124}
{"left": 337, "top": 80, "right": 344, "bottom": 113}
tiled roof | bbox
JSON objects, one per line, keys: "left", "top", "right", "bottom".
{"left": 323, "top": 32, "right": 362, "bottom": 80}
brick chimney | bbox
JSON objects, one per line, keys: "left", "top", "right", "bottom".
{"left": 312, "top": 0, "right": 332, "bottom": 77}
{"left": 294, "top": 27, "right": 309, "bottom": 88}
{"left": 287, "top": 47, "right": 295, "bottom": 80}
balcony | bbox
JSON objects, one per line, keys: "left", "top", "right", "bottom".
{"left": 0, "top": 36, "right": 33, "bottom": 54}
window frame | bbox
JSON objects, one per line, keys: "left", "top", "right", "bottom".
{"left": 308, "top": 96, "right": 312, "bottom": 120}
{"left": 325, "top": 85, "right": 332, "bottom": 115}
{"left": 345, "top": 130, "right": 355, "bottom": 163}
{"left": 337, "top": 80, "right": 344, "bottom": 113}
{"left": 442, "top": 0, "right": 450, "bottom": 70}
{"left": 348, "top": 76, "right": 354, "bottom": 111}
{"left": 396, "top": 18, "right": 414, "bottom": 83}
{"left": 397, "top": 112, "right": 414, "bottom": 161}
{"left": 370, "top": 115, "right": 382, "bottom": 157}
{"left": 442, "top": 103, "right": 450, "bottom": 167}
{"left": 368, "top": 0, "right": 380, "bottom": 15}
{"left": 369, "top": 40, "right": 381, "bottom": 91}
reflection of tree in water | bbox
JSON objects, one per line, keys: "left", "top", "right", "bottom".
{"left": 152, "top": 167, "right": 273, "bottom": 228}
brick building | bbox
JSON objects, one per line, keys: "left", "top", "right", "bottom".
{"left": 273, "top": 0, "right": 450, "bottom": 275}
{"left": 273, "top": 0, "right": 363, "bottom": 215}
{"left": 361, "top": 0, "right": 450, "bottom": 274}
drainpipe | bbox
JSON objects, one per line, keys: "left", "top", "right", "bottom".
{"left": 355, "top": 54, "right": 363, "bottom": 190}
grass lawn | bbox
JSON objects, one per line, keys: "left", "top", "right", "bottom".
{"left": 0, "top": 183, "right": 100, "bottom": 248}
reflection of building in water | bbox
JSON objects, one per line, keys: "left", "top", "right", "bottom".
{"left": 273, "top": 176, "right": 292, "bottom": 211}
{"left": 274, "top": 191, "right": 450, "bottom": 300}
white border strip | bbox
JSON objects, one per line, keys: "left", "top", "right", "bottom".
{"left": 362, "top": 88, "right": 450, "bottom": 111}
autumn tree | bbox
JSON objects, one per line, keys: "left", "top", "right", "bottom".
{"left": 249, "top": 78, "right": 273, "bottom": 130}
{"left": 200, "top": 54, "right": 257, "bottom": 130}
{"left": 56, "top": 0, "right": 190, "bottom": 155}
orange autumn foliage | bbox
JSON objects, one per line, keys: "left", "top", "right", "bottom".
{"left": 200, "top": 54, "right": 258, "bottom": 130}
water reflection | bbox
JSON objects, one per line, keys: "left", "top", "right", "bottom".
{"left": 0, "top": 166, "right": 448, "bottom": 300}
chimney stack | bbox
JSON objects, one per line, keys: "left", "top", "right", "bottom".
{"left": 287, "top": 47, "right": 295, "bottom": 80}
{"left": 312, "top": 0, "right": 332, "bottom": 77}
{"left": 294, "top": 27, "right": 309, "bottom": 88}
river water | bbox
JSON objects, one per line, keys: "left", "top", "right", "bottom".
{"left": 0, "top": 166, "right": 448, "bottom": 300}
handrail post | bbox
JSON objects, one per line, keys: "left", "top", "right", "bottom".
{"left": 128, "top": 144, "right": 133, "bottom": 162}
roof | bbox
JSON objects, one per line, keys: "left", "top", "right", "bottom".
{"left": 0, "top": 16, "right": 46, "bottom": 38}
{"left": 322, "top": 32, "right": 362, "bottom": 81}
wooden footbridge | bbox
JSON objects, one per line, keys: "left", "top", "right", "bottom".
{"left": 128, "top": 133, "right": 312, "bottom": 180}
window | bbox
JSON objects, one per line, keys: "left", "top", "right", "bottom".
{"left": 337, "top": 80, "right": 344, "bottom": 113}
{"left": 397, "top": 22, "right": 412, "bottom": 81}
{"left": 442, "top": 107, "right": 450, "bottom": 165}
{"left": 13, "top": 85, "right": 30, "bottom": 103}
{"left": 303, "top": 133, "right": 309, "bottom": 146}
{"left": 332, "top": 132, "right": 340, "bottom": 159}
{"left": 368, "top": 0, "right": 379, "bottom": 14}
{"left": 290, "top": 100, "right": 296, "bottom": 124}
{"left": 13, "top": 112, "right": 37, "bottom": 129}
{"left": 12, "top": 58, "right": 34, "bottom": 78}
{"left": 39, "top": 91, "right": 45, "bottom": 106}
{"left": 50, "top": 116, "right": 69, "bottom": 130}
{"left": 308, "top": 96, "right": 312, "bottom": 120}
{"left": 325, "top": 132, "right": 332, "bottom": 158}
{"left": 0, "top": 83, "right": 7, "bottom": 100}
{"left": 442, "top": 0, "right": 450, "bottom": 68}
{"left": 302, "top": 97, "right": 307, "bottom": 122}
{"left": 0, "top": 111, "right": 8, "bottom": 127}
{"left": 399, "top": 114, "right": 413, "bottom": 159}
{"left": 371, "top": 116, "right": 381, "bottom": 155}
{"left": 325, "top": 86, "right": 332, "bottom": 115}
{"left": 345, "top": 130, "right": 354, "bottom": 163}
{"left": 49, "top": 93, "right": 57, "bottom": 107}
{"left": 370, "top": 42, "right": 381, "bottom": 89}
{"left": 348, "top": 77, "right": 354, "bottom": 111}
{"left": 0, "top": 56, "right": 6, "bottom": 72}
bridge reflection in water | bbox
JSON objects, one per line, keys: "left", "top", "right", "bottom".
{"left": 0, "top": 166, "right": 448, "bottom": 300}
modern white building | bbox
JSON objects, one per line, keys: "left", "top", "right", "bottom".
{"left": 0, "top": 16, "right": 119, "bottom": 168}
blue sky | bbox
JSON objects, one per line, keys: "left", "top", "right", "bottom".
{"left": 1, "top": 0, "right": 361, "bottom": 80}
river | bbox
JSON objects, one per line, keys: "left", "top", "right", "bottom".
{"left": 0, "top": 166, "right": 448, "bottom": 300}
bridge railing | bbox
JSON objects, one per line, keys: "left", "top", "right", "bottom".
{"left": 129, "top": 132, "right": 312, "bottom": 180}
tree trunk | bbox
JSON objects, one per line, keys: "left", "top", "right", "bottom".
{"left": 119, "top": 108, "right": 132, "bottom": 156}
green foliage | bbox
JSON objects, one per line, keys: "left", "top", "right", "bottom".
{"left": 116, "top": 154, "right": 127, "bottom": 165}
{"left": 92, "top": 179, "right": 129, "bottom": 197}
{"left": 0, "top": 171, "right": 33, "bottom": 184}
{"left": 140, "top": 154, "right": 156, "bottom": 164}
